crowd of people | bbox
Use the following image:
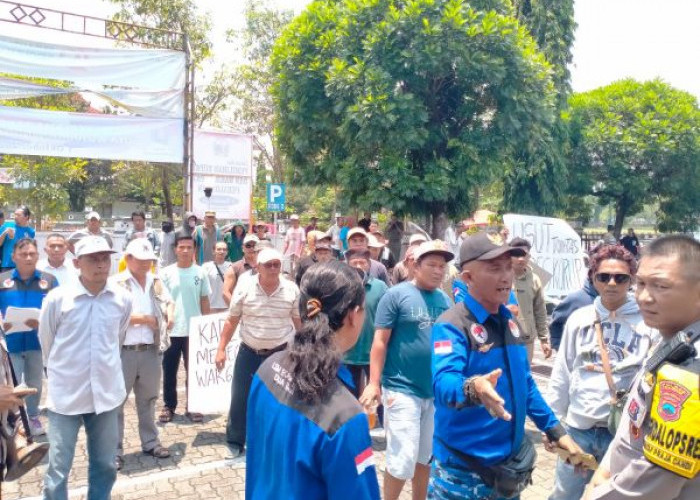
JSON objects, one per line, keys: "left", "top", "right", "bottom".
{"left": 0, "top": 207, "right": 697, "bottom": 500}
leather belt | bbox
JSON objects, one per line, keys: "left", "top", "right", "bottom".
{"left": 241, "top": 342, "right": 287, "bottom": 357}
{"left": 122, "top": 344, "right": 155, "bottom": 351}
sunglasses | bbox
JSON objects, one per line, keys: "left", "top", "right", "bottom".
{"left": 595, "top": 273, "right": 631, "bottom": 285}
{"left": 261, "top": 261, "right": 281, "bottom": 269}
{"left": 244, "top": 243, "right": 257, "bottom": 249}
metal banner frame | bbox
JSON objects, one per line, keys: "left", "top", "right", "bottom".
{"left": 0, "top": 0, "right": 194, "bottom": 213}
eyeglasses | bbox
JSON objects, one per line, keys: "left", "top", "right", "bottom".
{"left": 261, "top": 261, "right": 281, "bottom": 269}
{"left": 244, "top": 243, "right": 257, "bottom": 249}
{"left": 595, "top": 273, "right": 631, "bottom": 285}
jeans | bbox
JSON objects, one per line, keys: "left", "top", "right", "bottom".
{"left": 162, "top": 336, "right": 189, "bottom": 411}
{"left": 43, "top": 408, "right": 119, "bottom": 500}
{"left": 9, "top": 350, "right": 43, "bottom": 417}
{"left": 549, "top": 425, "right": 614, "bottom": 500}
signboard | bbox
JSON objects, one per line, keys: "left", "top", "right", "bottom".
{"left": 503, "top": 214, "right": 588, "bottom": 298}
{"left": 192, "top": 130, "right": 252, "bottom": 220}
{"left": 266, "top": 183, "right": 286, "bottom": 212}
{"left": 187, "top": 313, "right": 239, "bottom": 414}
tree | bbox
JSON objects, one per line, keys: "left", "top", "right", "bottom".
{"left": 225, "top": 0, "right": 294, "bottom": 182}
{"left": 272, "top": 0, "right": 557, "bottom": 236}
{"left": 567, "top": 79, "right": 700, "bottom": 236}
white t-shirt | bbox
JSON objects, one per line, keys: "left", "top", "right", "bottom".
{"left": 202, "top": 260, "right": 232, "bottom": 309}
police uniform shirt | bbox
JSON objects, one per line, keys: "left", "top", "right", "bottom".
{"left": 590, "top": 320, "right": 700, "bottom": 500}
{"left": 245, "top": 351, "right": 380, "bottom": 500}
{"left": 432, "top": 290, "right": 564, "bottom": 467}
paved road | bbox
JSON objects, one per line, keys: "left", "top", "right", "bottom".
{"left": 3, "top": 345, "right": 559, "bottom": 500}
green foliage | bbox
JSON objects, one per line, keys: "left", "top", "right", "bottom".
{"left": 567, "top": 79, "right": 700, "bottom": 234}
{"left": 109, "top": 0, "right": 212, "bottom": 63}
{"left": 272, "top": 0, "right": 557, "bottom": 222}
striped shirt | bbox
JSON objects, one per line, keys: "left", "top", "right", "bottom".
{"left": 229, "top": 275, "right": 300, "bottom": 350}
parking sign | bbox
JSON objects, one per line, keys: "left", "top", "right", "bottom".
{"left": 266, "top": 183, "right": 286, "bottom": 212}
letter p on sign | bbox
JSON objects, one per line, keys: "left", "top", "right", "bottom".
{"left": 266, "top": 183, "right": 286, "bottom": 212}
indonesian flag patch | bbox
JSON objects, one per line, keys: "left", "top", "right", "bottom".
{"left": 434, "top": 340, "right": 453, "bottom": 355}
{"left": 355, "top": 447, "right": 375, "bottom": 475}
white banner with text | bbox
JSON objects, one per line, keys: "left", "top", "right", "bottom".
{"left": 187, "top": 313, "right": 239, "bottom": 415}
{"left": 503, "top": 214, "right": 588, "bottom": 298}
{"left": 192, "top": 130, "right": 252, "bottom": 220}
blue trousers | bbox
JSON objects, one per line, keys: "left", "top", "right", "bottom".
{"left": 429, "top": 458, "right": 514, "bottom": 500}
{"left": 43, "top": 408, "right": 119, "bottom": 500}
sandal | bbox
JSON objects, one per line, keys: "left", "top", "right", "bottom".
{"left": 159, "top": 407, "right": 174, "bottom": 423}
{"left": 144, "top": 445, "right": 170, "bottom": 459}
{"left": 185, "top": 411, "right": 203, "bottom": 423}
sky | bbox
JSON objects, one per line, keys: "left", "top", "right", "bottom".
{"left": 1, "top": 0, "right": 699, "bottom": 100}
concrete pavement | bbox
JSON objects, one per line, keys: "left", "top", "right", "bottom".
{"left": 3, "top": 345, "right": 560, "bottom": 500}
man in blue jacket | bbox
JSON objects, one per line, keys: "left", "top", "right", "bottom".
{"left": 430, "top": 232, "right": 583, "bottom": 499}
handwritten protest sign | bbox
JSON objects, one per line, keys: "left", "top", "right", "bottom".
{"left": 187, "top": 313, "right": 239, "bottom": 414}
{"left": 503, "top": 214, "right": 588, "bottom": 298}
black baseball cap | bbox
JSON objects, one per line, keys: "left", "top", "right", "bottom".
{"left": 459, "top": 232, "right": 526, "bottom": 267}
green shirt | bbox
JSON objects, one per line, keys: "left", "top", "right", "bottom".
{"left": 344, "top": 277, "right": 388, "bottom": 365}
{"left": 375, "top": 281, "right": 451, "bottom": 398}
{"left": 161, "top": 264, "right": 211, "bottom": 337}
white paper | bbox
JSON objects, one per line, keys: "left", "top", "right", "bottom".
{"left": 2, "top": 306, "right": 41, "bottom": 334}
{"left": 187, "top": 313, "right": 239, "bottom": 414}
{"left": 504, "top": 214, "right": 588, "bottom": 298}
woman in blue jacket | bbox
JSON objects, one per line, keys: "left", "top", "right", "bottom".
{"left": 245, "top": 261, "right": 380, "bottom": 499}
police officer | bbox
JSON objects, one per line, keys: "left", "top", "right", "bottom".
{"left": 245, "top": 261, "right": 380, "bottom": 499}
{"left": 585, "top": 235, "right": 700, "bottom": 500}
{"left": 430, "top": 232, "right": 583, "bottom": 499}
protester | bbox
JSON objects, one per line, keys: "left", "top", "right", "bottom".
{"left": 510, "top": 237, "right": 552, "bottom": 362}
{"left": 360, "top": 240, "right": 454, "bottom": 500}
{"left": 203, "top": 242, "right": 232, "bottom": 313}
{"left": 358, "top": 212, "right": 372, "bottom": 232}
{"left": 385, "top": 214, "right": 404, "bottom": 263}
{"left": 67, "top": 211, "right": 113, "bottom": 253}
{"left": 223, "top": 221, "right": 246, "bottom": 263}
{"left": 37, "top": 233, "right": 78, "bottom": 287}
{"left": 443, "top": 221, "right": 465, "bottom": 261}
{"left": 619, "top": 228, "right": 640, "bottom": 257}
{"left": 430, "top": 232, "right": 583, "bottom": 499}
{"left": 327, "top": 214, "right": 345, "bottom": 258}
{"left": 282, "top": 214, "right": 305, "bottom": 278}
{"left": 123, "top": 211, "right": 159, "bottom": 254}
{"left": 295, "top": 234, "right": 334, "bottom": 286}
{"left": 215, "top": 248, "right": 301, "bottom": 458}
{"left": 245, "top": 261, "right": 380, "bottom": 499}
{"left": 254, "top": 222, "right": 270, "bottom": 241}
{"left": 346, "top": 228, "right": 391, "bottom": 286}
{"left": 344, "top": 248, "right": 389, "bottom": 398}
{"left": 194, "top": 211, "right": 222, "bottom": 264}
{"left": 304, "top": 216, "right": 318, "bottom": 235}
{"left": 547, "top": 245, "right": 653, "bottom": 500}
{"left": 159, "top": 232, "right": 211, "bottom": 424}
{"left": 550, "top": 268, "right": 600, "bottom": 351}
{"left": 181, "top": 212, "right": 198, "bottom": 237}
{"left": 601, "top": 225, "right": 617, "bottom": 246}
{"left": 392, "top": 233, "right": 427, "bottom": 284}
{"left": 585, "top": 235, "right": 700, "bottom": 500}
{"left": 222, "top": 234, "right": 259, "bottom": 305}
{"left": 0, "top": 238, "right": 58, "bottom": 436}
{"left": 111, "top": 240, "right": 173, "bottom": 470}
{"left": 0, "top": 207, "right": 35, "bottom": 272}
{"left": 159, "top": 220, "right": 177, "bottom": 268}
{"left": 370, "top": 231, "right": 397, "bottom": 272}
{"left": 39, "top": 236, "right": 132, "bottom": 500}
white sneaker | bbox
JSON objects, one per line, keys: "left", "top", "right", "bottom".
{"left": 29, "top": 417, "right": 45, "bottom": 436}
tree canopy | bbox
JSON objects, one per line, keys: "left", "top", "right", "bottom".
{"left": 567, "top": 79, "right": 700, "bottom": 234}
{"left": 272, "top": 0, "right": 558, "bottom": 231}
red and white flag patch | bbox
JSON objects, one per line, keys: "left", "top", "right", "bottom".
{"left": 355, "top": 447, "right": 375, "bottom": 475}
{"left": 434, "top": 340, "right": 453, "bottom": 355}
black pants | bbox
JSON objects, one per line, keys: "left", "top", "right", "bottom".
{"left": 162, "top": 337, "right": 189, "bottom": 411}
{"left": 226, "top": 343, "right": 284, "bottom": 447}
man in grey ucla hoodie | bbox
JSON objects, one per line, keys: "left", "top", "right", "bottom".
{"left": 546, "top": 245, "right": 655, "bottom": 500}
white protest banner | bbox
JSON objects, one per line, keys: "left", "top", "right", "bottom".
{"left": 0, "top": 105, "right": 183, "bottom": 163}
{"left": 503, "top": 214, "right": 588, "bottom": 298}
{"left": 192, "top": 130, "right": 252, "bottom": 220}
{"left": 187, "top": 313, "right": 239, "bottom": 414}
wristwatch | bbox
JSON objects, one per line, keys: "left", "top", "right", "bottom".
{"left": 462, "top": 377, "right": 482, "bottom": 407}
